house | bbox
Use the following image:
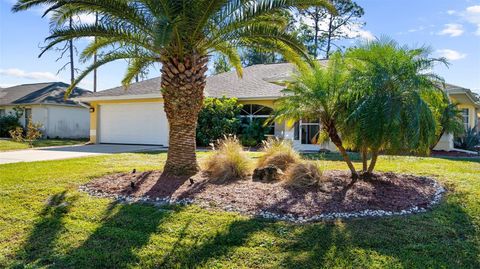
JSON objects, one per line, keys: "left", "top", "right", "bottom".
{"left": 73, "top": 63, "right": 479, "bottom": 151}
{"left": 434, "top": 84, "right": 480, "bottom": 151}
{"left": 0, "top": 82, "right": 91, "bottom": 138}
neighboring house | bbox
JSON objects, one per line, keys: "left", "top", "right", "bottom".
{"left": 73, "top": 63, "right": 479, "bottom": 151}
{"left": 0, "top": 82, "right": 91, "bottom": 138}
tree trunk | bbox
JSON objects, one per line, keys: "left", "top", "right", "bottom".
{"left": 430, "top": 129, "right": 445, "bottom": 151}
{"left": 69, "top": 16, "right": 74, "bottom": 84}
{"left": 367, "top": 151, "right": 378, "bottom": 173}
{"left": 93, "top": 12, "right": 98, "bottom": 92}
{"left": 313, "top": 7, "right": 319, "bottom": 59}
{"left": 325, "top": 16, "right": 333, "bottom": 59}
{"left": 161, "top": 55, "right": 208, "bottom": 175}
{"left": 361, "top": 148, "right": 368, "bottom": 172}
{"left": 325, "top": 121, "right": 358, "bottom": 179}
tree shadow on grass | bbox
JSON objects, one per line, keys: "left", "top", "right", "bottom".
{"left": 13, "top": 191, "right": 78, "bottom": 268}
{"left": 52, "top": 202, "right": 176, "bottom": 268}
{"left": 280, "top": 195, "right": 480, "bottom": 268}
{"left": 159, "top": 218, "right": 270, "bottom": 268}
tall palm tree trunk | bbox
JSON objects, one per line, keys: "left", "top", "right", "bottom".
{"left": 161, "top": 55, "right": 208, "bottom": 175}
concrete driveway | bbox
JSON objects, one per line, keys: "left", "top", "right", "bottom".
{"left": 0, "top": 144, "right": 166, "bottom": 164}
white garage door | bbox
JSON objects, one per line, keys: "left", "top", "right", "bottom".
{"left": 99, "top": 102, "right": 168, "bottom": 145}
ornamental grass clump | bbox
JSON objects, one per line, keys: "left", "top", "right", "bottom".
{"left": 257, "top": 138, "right": 301, "bottom": 171}
{"left": 203, "top": 136, "right": 250, "bottom": 183}
{"left": 284, "top": 161, "right": 323, "bottom": 188}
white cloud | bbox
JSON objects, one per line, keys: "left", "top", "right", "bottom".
{"left": 436, "top": 49, "right": 467, "bottom": 61}
{"left": 76, "top": 13, "right": 97, "bottom": 24}
{"left": 447, "top": 10, "right": 456, "bottom": 15}
{"left": 0, "top": 68, "right": 59, "bottom": 80}
{"left": 438, "top": 23, "right": 464, "bottom": 37}
{"left": 0, "top": 83, "right": 15, "bottom": 88}
{"left": 354, "top": 27, "right": 375, "bottom": 41}
{"left": 299, "top": 15, "right": 374, "bottom": 41}
{"left": 465, "top": 5, "right": 480, "bottom": 35}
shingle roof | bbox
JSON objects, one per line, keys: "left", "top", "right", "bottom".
{"left": 0, "top": 82, "right": 90, "bottom": 106}
{"left": 74, "top": 61, "right": 476, "bottom": 103}
{"left": 76, "top": 62, "right": 302, "bottom": 100}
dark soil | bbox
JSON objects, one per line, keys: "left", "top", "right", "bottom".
{"left": 84, "top": 170, "right": 439, "bottom": 218}
{"left": 431, "top": 150, "right": 479, "bottom": 158}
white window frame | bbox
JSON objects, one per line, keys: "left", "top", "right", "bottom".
{"left": 294, "top": 119, "right": 321, "bottom": 145}
{"left": 462, "top": 108, "right": 469, "bottom": 130}
{"left": 239, "top": 104, "right": 274, "bottom": 135}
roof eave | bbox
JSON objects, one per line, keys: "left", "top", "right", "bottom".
{"left": 71, "top": 93, "right": 163, "bottom": 102}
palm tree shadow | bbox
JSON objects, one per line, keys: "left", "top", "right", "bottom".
{"left": 14, "top": 191, "right": 77, "bottom": 267}
{"left": 53, "top": 201, "right": 177, "bottom": 268}
{"left": 160, "top": 218, "right": 268, "bottom": 267}
{"left": 281, "top": 195, "right": 480, "bottom": 268}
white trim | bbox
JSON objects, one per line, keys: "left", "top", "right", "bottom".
{"left": 71, "top": 93, "right": 162, "bottom": 102}
{"left": 0, "top": 103, "right": 85, "bottom": 108}
{"left": 449, "top": 90, "right": 480, "bottom": 108}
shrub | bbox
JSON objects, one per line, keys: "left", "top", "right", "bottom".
{"left": 240, "top": 118, "right": 270, "bottom": 147}
{"left": 9, "top": 127, "right": 24, "bottom": 142}
{"left": 0, "top": 114, "right": 22, "bottom": 137}
{"left": 283, "top": 161, "right": 323, "bottom": 188}
{"left": 196, "top": 97, "right": 242, "bottom": 146}
{"left": 25, "top": 121, "right": 43, "bottom": 147}
{"left": 8, "top": 119, "right": 43, "bottom": 147}
{"left": 455, "top": 126, "right": 480, "bottom": 151}
{"left": 203, "top": 136, "right": 250, "bottom": 183}
{"left": 257, "top": 138, "right": 300, "bottom": 171}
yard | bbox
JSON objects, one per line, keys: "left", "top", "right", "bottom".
{"left": 0, "top": 139, "right": 87, "bottom": 152}
{"left": 0, "top": 152, "right": 479, "bottom": 268}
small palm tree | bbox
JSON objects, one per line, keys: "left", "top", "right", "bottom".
{"left": 13, "top": 0, "right": 335, "bottom": 175}
{"left": 273, "top": 53, "right": 359, "bottom": 178}
{"left": 345, "top": 38, "right": 448, "bottom": 174}
{"left": 422, "top": 89, "right": 464, "bottom": 150}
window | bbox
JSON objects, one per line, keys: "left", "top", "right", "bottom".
{"left": 24, "top": 108, "right": 32, "bottom": 127}
{"left": 293, "top": 119, "right": 320, "bottom": 144}
{"left": 462, "top": 108, "right": 469, "bottom": 130}
{"left": 239, "top": 104, "right": 274, "bottom": 135}
{"left": 294, "top": 121, "right": 299, "bottom": 140}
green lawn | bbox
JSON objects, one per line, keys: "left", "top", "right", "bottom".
{"left": 0, "top": 152, "right": 479, "bottom": 268}
{"left": 0, "top": 139, "right": 88, "bottom": 152}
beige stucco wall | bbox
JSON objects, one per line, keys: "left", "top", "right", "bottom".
{"left": 450, "top": 96, "right": 478, "bottom": 129}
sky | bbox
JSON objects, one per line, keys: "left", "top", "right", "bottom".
{"left": 0, "top": 0, "right": 479, "bottom": 94}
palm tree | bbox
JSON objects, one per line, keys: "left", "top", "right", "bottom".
{"left": 13, "top": 0, "right": 335, "bottom": 175}
{"left": 427, "top": 96, "right": 464, "bottom": 150}
{"left": 273, "top": 53, "right": 359, "bottom": 178}
{"left": 345, "top": 38, "right": 448, "bottom": 174}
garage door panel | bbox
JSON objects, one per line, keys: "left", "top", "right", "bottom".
{"left": 99, "top": 102, "right": 168, "bottom": 145}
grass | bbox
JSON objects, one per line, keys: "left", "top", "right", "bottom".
{"left": 0, "top": 138, "right": 88, "bottom": 152}
{"left": 0, "top": 151, "right": 479, "bottom": 268}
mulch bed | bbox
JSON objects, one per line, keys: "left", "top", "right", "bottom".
{"left": 431, "top": 150, "right": 479, "bottom": 158}
{"left": 83, "top": 170, "right": 440, "bottom": 218}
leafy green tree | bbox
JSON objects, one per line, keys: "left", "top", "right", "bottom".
{"left": 196, "top": 97, "right": 242, "bottom": 146}
{"left": 273, "top": 53, "right": 359, "bottom": 178}
{"left": 213, "top": 55, "right": 232, "bottom": 74}
{"left": 13, "top": 0, "right": 335, "bottom": 175}
{"left": 241, "top": 9, "right": 297, "bottom": 66}
{"left": 299, "top": 0, "right": 364, "bottom": 59}
{"left": 345, "top": 38, "right": 447, "bottom": 174}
